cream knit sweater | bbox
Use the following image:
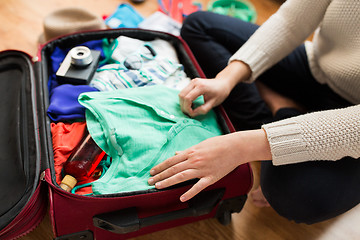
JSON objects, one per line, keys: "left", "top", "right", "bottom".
{"left": 229, "top": 0, "right": 360, "bottom": 165}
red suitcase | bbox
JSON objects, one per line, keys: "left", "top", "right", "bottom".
{"left": 0, "top": 28, "right": 253, "bottom": 240}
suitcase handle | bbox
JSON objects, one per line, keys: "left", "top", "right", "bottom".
{"left": 93, "top": 188, "right": 225, "bottom": 234}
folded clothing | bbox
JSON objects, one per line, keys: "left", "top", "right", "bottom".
{"left": 90, "top": 36, "right": 190, "bottom": 91}
{"left": 78, "top": 85, "right": 223, "bottom": 194}
{"left": 106, "top": 36, "right": 180, "bottom": 64}
{"left": 90, "top": 61, "right": 190, "bottom": 91}
{"left": 51, "top": 122, "right": 86, "bottom": 184}
{"left": 105, "top": 3, "right": 144, "bottom": 28}
{"left": 47, "top": 84, "right": 98, "bottom": 122}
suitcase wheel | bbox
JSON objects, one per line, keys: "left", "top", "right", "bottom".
{"left": 215, "top": 195, "right": 248, "bottom": 225}
{"left": 216, "top": 210, "right": 232, "bottom": 225}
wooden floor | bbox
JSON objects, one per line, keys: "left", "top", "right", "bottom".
{"left": 0, "top": 0, "right": 358, "bottom": 239}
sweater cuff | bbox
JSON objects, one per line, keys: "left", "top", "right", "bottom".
{"left": 262, "top": 120, "right": 311, "bottom": 165}
{"left": 228, "top": 44, "right": 269, "bottom": 83}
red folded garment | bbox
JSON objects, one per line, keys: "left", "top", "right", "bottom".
{"left": 51, "top": 121, "right": 92, "bottom": 195}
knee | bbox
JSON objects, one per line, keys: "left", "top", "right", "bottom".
{"left": 259, "top": 161, "right": 355, "bottom": 224}
{"left": 180, "top": 11, "right": 211, "bottom": 40}
{"left": 261, "top": 183, "right": 323, "bottom": 224}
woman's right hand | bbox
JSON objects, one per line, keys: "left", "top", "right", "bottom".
{"left": 179, "top": 77, "right": 231, "bottom": 117}
{"left": 179, "top": 60, "right": 252, "bottom": 117}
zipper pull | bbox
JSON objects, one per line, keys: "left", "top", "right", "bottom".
{"left": 32, "top": 56, "right": 39, "bottom": 62}
{"left": 40, "top": 171, "right": 46, "bottom": 181}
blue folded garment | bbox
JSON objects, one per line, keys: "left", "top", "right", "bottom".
{"left": 47, "top": 84, "right": 99, "bottom": 122}
{"left": 105, "top": 3, "right": 144, "bottom": 28}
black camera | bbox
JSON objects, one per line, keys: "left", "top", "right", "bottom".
{"left": 56, "top": 46, "right": 101, "bottom": 85}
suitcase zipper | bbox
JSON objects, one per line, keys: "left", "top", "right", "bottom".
{"left": 0, "top": 184, "right": 46, "bottom": 239}
{"left": 40, "top": 170, "right": 46, "bottom": 181}
{"left": 13, "top": 199, "right": 45, "bottom": 240}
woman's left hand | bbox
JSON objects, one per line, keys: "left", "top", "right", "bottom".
{"left": 148, "top": 129, "right": 272, "bottom": 202}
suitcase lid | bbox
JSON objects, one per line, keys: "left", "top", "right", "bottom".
{"left": 0, "top": 50, "right": 46, "bottom": 238}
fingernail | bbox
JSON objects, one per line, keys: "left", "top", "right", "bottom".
{"left": 180, "top": 196, "right": 186, "bottom": 202}
{"left": 155, "top": 182, "right": 161, "bottom": 188}
{"left": 150, "top": 169, "right": 155, "bottom": 175}
{"left": 148, "top": 178, "right": 154, "bottom": 185}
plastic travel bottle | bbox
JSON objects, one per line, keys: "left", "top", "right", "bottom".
{"left": 60, "top": 132, "right": 106, "bottom": 192}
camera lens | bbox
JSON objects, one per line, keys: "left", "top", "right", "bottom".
{"left": 70, "top": 46, "right": 93, "bottom": 67}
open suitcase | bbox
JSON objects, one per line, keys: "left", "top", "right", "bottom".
{"left": 0, "top": 28, "right": 253, "bottom": 240}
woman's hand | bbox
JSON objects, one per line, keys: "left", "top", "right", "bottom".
{"left": 148, "top": 129, "right": 272, "bottom": 202}
{"left": 180, "top": 60, "right": 252, "bottom": 117}
{"left": 179, "top": 77, "right": 231, "bottom": 117}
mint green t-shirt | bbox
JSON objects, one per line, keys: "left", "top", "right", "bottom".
{"left": 78, "top": 85, "right": 223, "bottom": 194}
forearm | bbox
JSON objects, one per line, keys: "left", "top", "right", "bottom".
{"left": 216, "top": 60, "right": 252, "bottom": 90}
{"left": 231, "top": 129, "right": 272, "bottom": 164}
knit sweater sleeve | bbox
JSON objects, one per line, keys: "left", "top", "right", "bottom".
{"left": 262, "top": 105, "right": 360, "bottom": 165}
{"left": 229, "top": 0, "right": 332, "bottom": 82}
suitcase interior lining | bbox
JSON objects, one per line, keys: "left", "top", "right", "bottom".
{"left": 0, "top": 52, "right": 40, "bottom": 229}
{"left": 40, "top": 29, "right": 230, "bottom": 197}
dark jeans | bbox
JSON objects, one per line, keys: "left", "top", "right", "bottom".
{"left": 181, "top": 11, "right": 360, "bottom": 224}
